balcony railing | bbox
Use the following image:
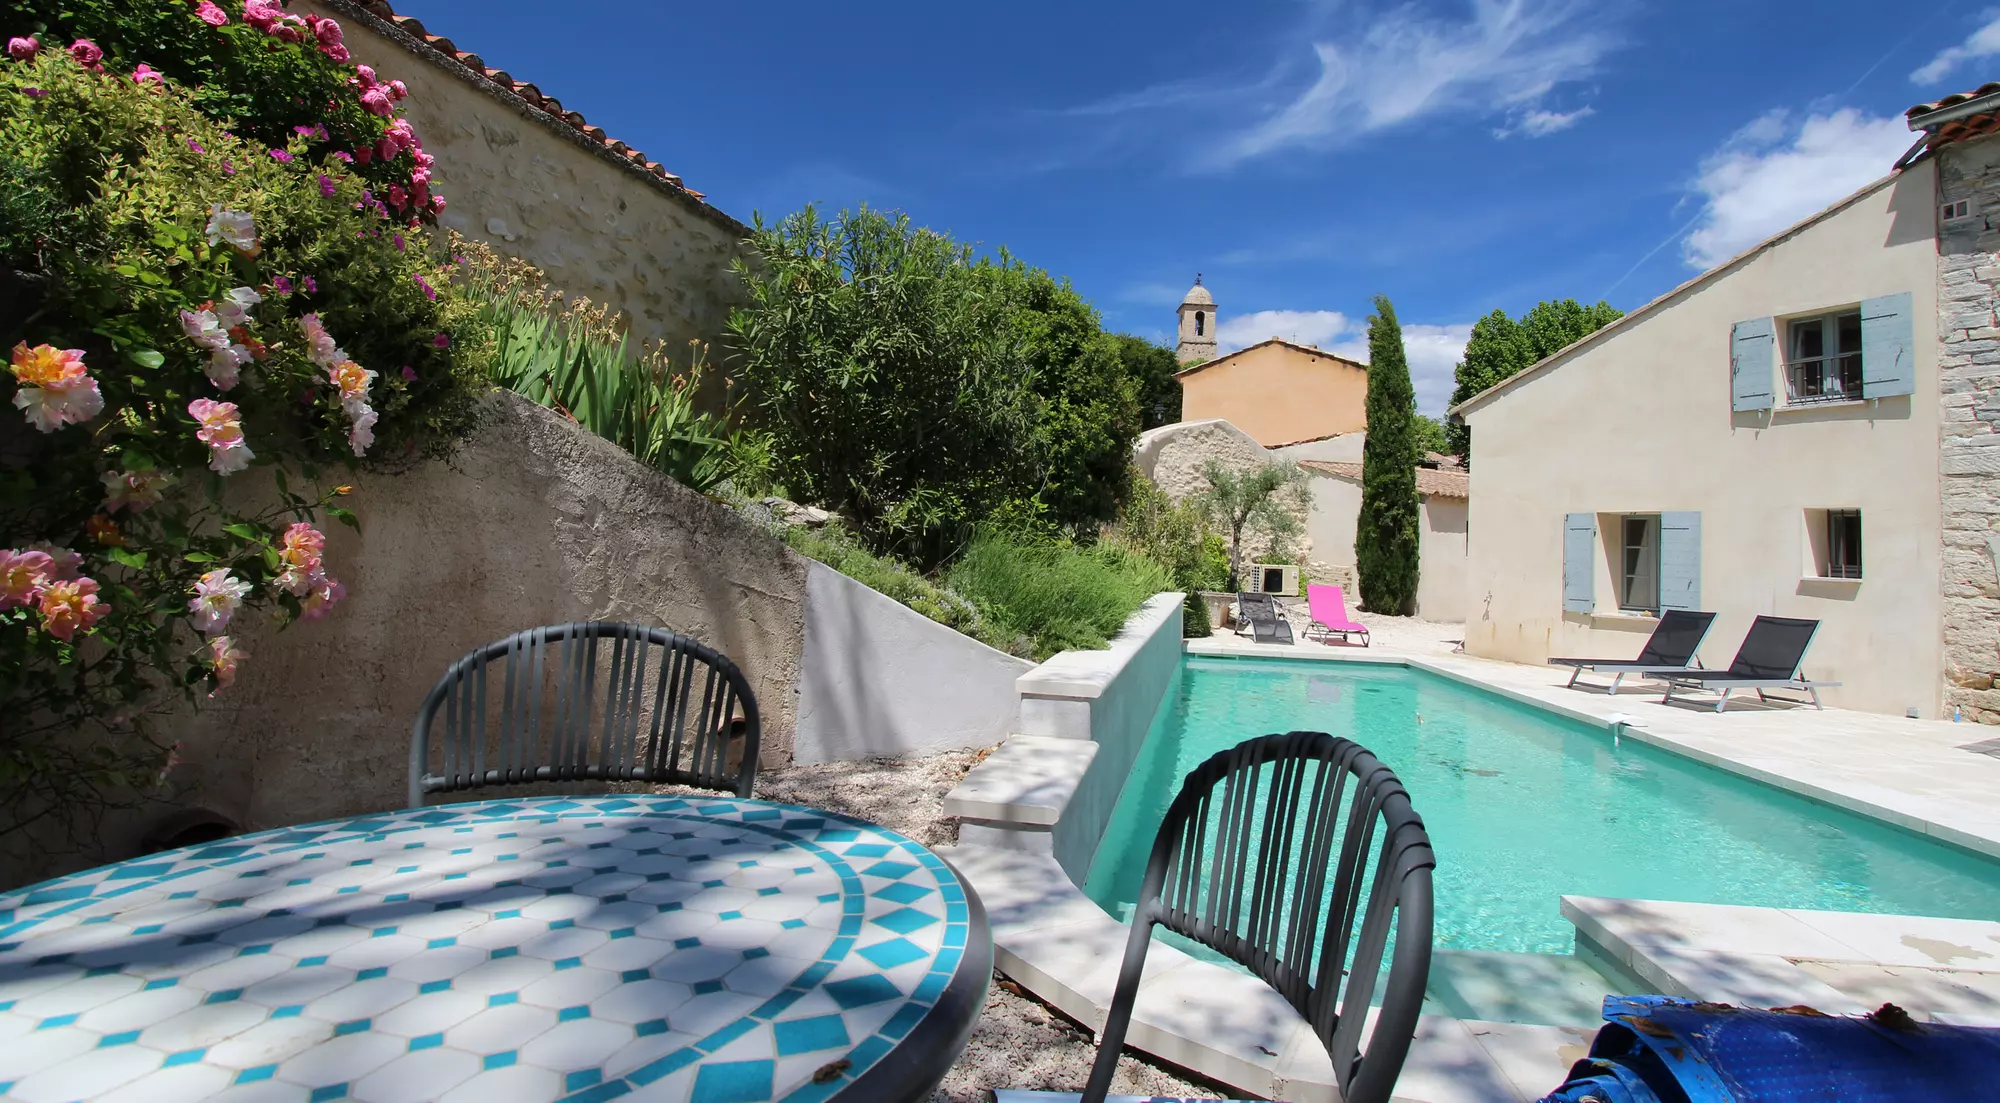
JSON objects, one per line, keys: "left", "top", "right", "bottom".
{"left": 1784, "top": 352, "right": 1863, "bottom": 405}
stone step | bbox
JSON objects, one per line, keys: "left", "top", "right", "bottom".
{"left": 1422, "top": 950, "right": 1617, "bottom": 1028}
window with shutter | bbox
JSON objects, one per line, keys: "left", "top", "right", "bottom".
{"left": 1731, "top": 317, "right": 1775, "bottom": 412}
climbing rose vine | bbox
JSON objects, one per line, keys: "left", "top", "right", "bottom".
{"left": 0, "top": 37, "right": 480, "bottom": 844}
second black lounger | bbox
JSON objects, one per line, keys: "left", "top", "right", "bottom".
{"left": 1548, "top": 609, "right": 1716, "bottom": 693}
{"left": 1658, "top": 615, "right": 1840, "bottom": 712}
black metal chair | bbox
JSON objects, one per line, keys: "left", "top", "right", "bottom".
{"left": 1066, "top": 731, "right": 1434, "bottom": 1103}
{"left": 408, "top": 622, "right": 760, "bottom": 807}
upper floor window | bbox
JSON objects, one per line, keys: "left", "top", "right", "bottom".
{"left": 1195, "top": 311, "right": 1206, "bottom": 336}
{"left": 1784, "top": 310, "right": 1863, "bottom": 405}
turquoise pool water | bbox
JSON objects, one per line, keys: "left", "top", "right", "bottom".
{"left": 1083, "top": 657, "right": 2000, "bottom": 955}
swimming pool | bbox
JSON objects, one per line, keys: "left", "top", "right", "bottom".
{"left": 1083, "top": 656, "right": 2000, "bottom": 955}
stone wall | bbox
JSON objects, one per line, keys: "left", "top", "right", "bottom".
{"left": 1, "top": 394, "right": 810, "bottom": 889}
{"left": 297, "top": 0, "right": 751, "bottom": 353}
{"left": 1936, "top": 138, "right": 2000, "bottom": 722}
{"left": 1131, "top": 419, "right": 1315, "bottom": 572}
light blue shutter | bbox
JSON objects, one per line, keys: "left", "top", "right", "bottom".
{"left": 1659, "top": 512, "right": 1701, "bottom": 611}
{"left": 1730, "top": 318, "right": 1775, "bottom": 411}
{"left": 1861, "top": 292, "right": 1915, "bottom": 399}
{"left": 1563, "top": 513, "right": 1595, "bottom": 613}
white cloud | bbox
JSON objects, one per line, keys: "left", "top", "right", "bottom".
{"left": 1218, "top": 309, "right": 1355, "bottom": 352}
{"left": 1495, "top": 104, "right": 1595, "bottom": 138}
{"left": 1912, "top": 11, "right": 2000, "bottom": 85}
{"left": 1218, "top": 309, "right": 1470, "bottom": 415}
{"left": 1213, "top": 0, "right": 1618, "bottom": 166}
{"left": 1681, "top": 108, "right": 1913, "bottom": 270}
{"left": 1328, "top": 323, "right": 1473, "bottom": 417}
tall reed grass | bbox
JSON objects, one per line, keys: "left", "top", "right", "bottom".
{"left": 454, "top": 238, "right": 748, "bottom": 493}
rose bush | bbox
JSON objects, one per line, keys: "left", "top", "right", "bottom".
{"left": 0, "top": 42, "right": 480, "bottom": 841}
{"left": 1, "top": 0, "right": 443, "bottom": 221}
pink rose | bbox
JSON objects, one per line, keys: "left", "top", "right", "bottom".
{"left": 194, "top": 1, "right": 228, "bottom": 27}
{"left": 430, "top": 194, "right": 447, "bottom": 214}
{"left": 353, "top": 64, "right": 376, "bottom": 88}
{"left": 388, "top": 80, "right": 408, "bottom": 102}
{"left": 131, "top": 63, "right": 164, "bottom": 89}
{"left": 359, "top": 87, "right": 391, "bottom": 117}
{"left": 375, "top": 136, "right": 397, "bottom": 162}
{"left": 7, "top": 36, "right": 38, "bottom": 60}
{"left": 388, "top": 184, "right": 408, "bottom": 210}
{"left": 242, "top": 0, "right": 281, "bottom": 32}
{"left": 68, "top": 39, "right": 103, "bottom": 70}
{"left": 313, "top": 17, "right": 343, "bottom": 48}
{"left": 322, "top": 43, "right": 349, "bottom": 63}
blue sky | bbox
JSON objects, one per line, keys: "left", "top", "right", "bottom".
{"left": 396, "top": 0, "right": 2000, "bottom": 412}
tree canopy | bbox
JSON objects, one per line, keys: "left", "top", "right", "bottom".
{"left": 1447, "top": 298, "right": 1622, "bottom": 462}
{"left": 1115, "top": 334, "right": 1182, "bottom": 430}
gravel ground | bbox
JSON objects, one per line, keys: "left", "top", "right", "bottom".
{"left": 731, "top": 752, "right": 1218, "bottom": 1102}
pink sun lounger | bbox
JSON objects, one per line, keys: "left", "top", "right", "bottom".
{"left": 1304, "top": 583, "right": 1369, "bottom": 646}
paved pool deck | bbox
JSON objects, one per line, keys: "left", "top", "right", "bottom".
{"left": 948, "top": 619, "right": 2000, "bottom": 1103}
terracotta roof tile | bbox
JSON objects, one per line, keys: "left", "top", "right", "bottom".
{"left": 329, "top": 0, "right": 710, "bottom": 203}
{"left": 1297, "top": 460, "right": 1469, "bottom": 500}
{"left": 1906, "top": 81, "right": 2000, "bottom": 154}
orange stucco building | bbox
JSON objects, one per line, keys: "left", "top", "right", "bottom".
{"left": 1174, "top": 337, "right": 1370, "bottom": 448}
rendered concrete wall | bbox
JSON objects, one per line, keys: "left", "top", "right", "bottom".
{"left": 1418, "top": 495, "right": 1470, "bottom": 622}
{"left": 299, "top": 0, "right": 750, "bottom": 353}
{"left": 1272, "top": 432, "right": 1366, "bottom": 464}
{"left": 795, "top": 561, "right": 1034, "bottom": 763}
{"left": 1028, "top": 594, "right": 1187, "bottom": 883}
{"left": 111, "top": 394, "right": 809, "bottom": 880}
{"left": 1177, "top": 342, "right": 1369, "bottom": 447}
{"left": 1459, "top": 164, "right": 1942, "bottom": 716}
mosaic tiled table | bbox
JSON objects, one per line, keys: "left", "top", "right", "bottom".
{"left": 0, "top": 794, "right": 991, "bottom": 1103}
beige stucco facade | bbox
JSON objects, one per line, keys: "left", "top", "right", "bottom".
{"left": 299, "top": 1, "right": 751, "bottom": 354}
{"left": 1456, "top": 162, "right": 1943, "bottom": 717}
{"left": 1176, "top": 339, "right": 1369, "bottom": 447}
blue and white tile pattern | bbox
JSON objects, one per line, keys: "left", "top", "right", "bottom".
{"left": 0, "top": 795, "right": 977, "bottom": 1102}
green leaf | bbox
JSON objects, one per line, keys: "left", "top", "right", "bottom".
{"left": 129, "top": 349, "right": 164, "bottom": 370}
{"left": 273, "top": 469, "right": 288, "bottom": 495}
{"left": 326, "top": 506, "right": 359, "bottom": 531}
{"left": 221, "top": 523, "right": 264, "bottom": 542}
{"left": 183, "top": 551, "right": 218, "bottom": 563}
{"left": 262, "top": 547, "right": 282, "bottom": 572}
{"left": 105, "top": 548, "right": 148, "bottom": 569}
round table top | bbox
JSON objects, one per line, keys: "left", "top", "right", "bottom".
{"left": 0, "top": 794, "right": 990, "bottom": 1103}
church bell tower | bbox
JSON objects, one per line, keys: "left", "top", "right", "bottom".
{"left": 1176, "top": 276, "right": 1217, "bottom": 364}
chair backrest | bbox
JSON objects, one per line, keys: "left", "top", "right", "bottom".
{"left": 1634, "top": 609, "right": 1717, "bottom": 667}
{"left": 408, "top": 622, "right": 760, "bottom": 807}
{"left": 1238, "top": 591, "right": 1272, "bottom": 616}
{"left": 1308, "top": 583, "right": 1355, "bottom": 627}
{"left": 1081, "top": 731, "right": 1435, "bottom": 1103}
{"left": 1726, "top": 615, "right": 1820, "bottom": 679}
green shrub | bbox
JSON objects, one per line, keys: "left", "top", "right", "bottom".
{"left": 947, "top": 533, "right": 1170, "bottom": 660}
{"left": 726, "top": 205, "right": 1140, "bottom": 567}
{"left": 0, "top": 49, "right": 478, "bottom": 840}
{"left": 455, "top": 240, "right": 748, "bottom": 494}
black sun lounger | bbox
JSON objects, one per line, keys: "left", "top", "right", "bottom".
{"left": 1235, "top": 591, "right": 1294, "bottom": 645}
{"left": 1548, "top": 609, "right": 1717, "bottom": 693}
{"left": 1659, "top": 615, "right": 1840, "bottom": 712}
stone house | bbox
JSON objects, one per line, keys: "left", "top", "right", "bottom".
{"left": 1450, "top": 80, "right": 2000, "bottom": 720}
{"left": 295, "top": 0, "right": 751, "bottom": 354}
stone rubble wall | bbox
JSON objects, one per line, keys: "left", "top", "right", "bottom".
{"left": 1936, "top": 138, "right": 2000, "bottom": 722}
{"left": 1130, "top": 419, "right": 1314, "bottom": 571}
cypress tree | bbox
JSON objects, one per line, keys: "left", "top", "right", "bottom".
{"left": 1356, "top": 295, "right": 1421, "bottom": 615}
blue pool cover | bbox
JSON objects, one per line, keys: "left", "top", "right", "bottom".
{"left": 1538, "top": 995, "right": 2000, "bottom": 1103}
